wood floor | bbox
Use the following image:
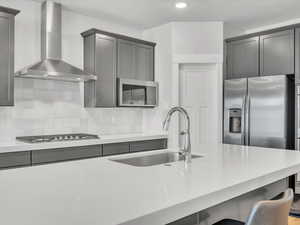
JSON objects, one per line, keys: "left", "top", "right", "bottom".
{"left": 289, "top": 216, "right": 300, "bottom": 225}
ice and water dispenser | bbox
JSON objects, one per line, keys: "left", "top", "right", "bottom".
{"left": 229, "top": 108, "right": 242, "bottom": 133}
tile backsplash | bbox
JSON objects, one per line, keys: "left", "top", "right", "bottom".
{"left": 0, "top": 78, "right": 143, "bottom": 141}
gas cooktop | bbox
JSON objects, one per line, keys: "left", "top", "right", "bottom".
{"left": 16, "top": 133, "right": 99, "bottom": 143}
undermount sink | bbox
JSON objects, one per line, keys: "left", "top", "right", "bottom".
{"left": 110, "top": 152, "right": 202, "bottom": 167}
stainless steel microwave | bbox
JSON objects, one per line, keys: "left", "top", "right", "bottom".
{"left": 117, "top": 78, "right": 158, "bottom": 107}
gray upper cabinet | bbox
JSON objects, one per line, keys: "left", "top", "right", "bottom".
{"left": 135, "top": 43, "right": 154, "bottom": 81}
{"left": 260, "top": 29, "right": 295, "bottom": 76}
{"left": 117, "top": 39, "right": 136, "bottom": 79}
{"left": 118, "top": 39, "right": 154, "bottom": 81}
{"left": 82, "top": 29, "right": 156, "bottom": 107}
{"left": 295, "top": 28, "right": 300, "bottom": 83}
{"left": 84, "top": 33, "right": 117, "bottom": 107}
{"left": 226, "top": 37, "right": 259, "bottom": 79}
{"left": 0, "top": 8, "right": 19, "bottom": 106}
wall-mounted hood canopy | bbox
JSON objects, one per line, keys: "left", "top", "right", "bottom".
{"left": 15, "top": 1, "right": 97, "bottom": 82}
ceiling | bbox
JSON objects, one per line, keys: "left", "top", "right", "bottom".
{"left": 32, "top": 0, "right": 300, "bottom": 34}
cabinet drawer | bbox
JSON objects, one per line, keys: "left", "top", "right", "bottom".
{"left": 32, "top": 145, "right": 102, "bottom": 165}
{"left": 130, "top": 139, "right": 167, "bottom": 152}
{"left": 103, "top": 142, "right": 130, "bottom": 156}
{"left": 166, "top": 213, "right": 198, "bottom": 225}
{"left": 0, "top": 151, "right": 31, "bottom": 169}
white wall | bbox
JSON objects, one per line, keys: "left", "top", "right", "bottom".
{"left": 142, "top": 23, "right": 173, "bottom": 133}
{"left": 224, "top": 17, "right": 300, "bottom": 39}
{"left": 171, "top": 22, "right": 223, "bottom": 55}
{"left": 62, "top": 9, "right": 142, "bottom": 70}
{"left": 0, "top": 0, "right": 145, "bottom": 141}
{"left": 143, "top": 22, "right": 223, "bottom": 146}
{"left": 0, "top": 0, "right": 224, "bottom": 142}
{"left": 224, "top": 23, "right": 248, "bottom": 39}
{"left": 244, "top": 18, "right": 300, "bottom": 34}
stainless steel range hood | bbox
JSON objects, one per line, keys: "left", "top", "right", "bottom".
{"left": 15, "top": 1, "right": 96, "bottom": 82}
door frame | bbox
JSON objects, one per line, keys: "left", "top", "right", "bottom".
{"left": 169, "top": 54, "right": 223, "bottom": 147}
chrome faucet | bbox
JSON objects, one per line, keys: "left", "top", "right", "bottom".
{"left": 163, "top": 107, "right": 192, "bottom": 164}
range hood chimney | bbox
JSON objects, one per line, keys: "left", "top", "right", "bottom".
{"left": 15, "top": 1, "right": 97, "bottom": 82}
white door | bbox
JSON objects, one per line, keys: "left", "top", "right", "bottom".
{"left": 179, "top": 64, "right": 221, "bottom": 152}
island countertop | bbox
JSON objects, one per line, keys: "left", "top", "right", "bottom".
{"left": 1, "top": 144, "right": 300, "bottom": 225}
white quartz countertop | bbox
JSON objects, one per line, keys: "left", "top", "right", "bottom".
{"left": 1, "top": 144, "right": 300, "bottom": 225}
{"left": 0, "top": 133, "right": 168, "bottom": 153}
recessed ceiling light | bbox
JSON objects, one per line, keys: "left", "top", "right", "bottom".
{"left": 175, "top": 2, "right": 187, "bottom": 9}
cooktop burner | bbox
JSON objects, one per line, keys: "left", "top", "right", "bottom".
{"left": 16, "top": 133, "right": 99, "bottom": 143}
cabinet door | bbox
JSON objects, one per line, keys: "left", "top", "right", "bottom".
{"left": 95, "top": 34, "right": 117, "bottom": 107}
{"left": 260, "top": 29, "right": 294, "bottom": 76}
{"left": 103, "top": 142, "right": 130, "bottom": 156}
{"left": 117, "top": 39, "right": 136, "bottom": 79}
{"left": 135, "top": 43, "right": 154, "bottom": 81}
{"left": 0, "top": 151, "right": 31, "bottom": 169}
{"left": 118, "top": 39, "right": 154, "bottom": 81}
{"left": 226, "top": 37, "right": 259, "bottom": 79}
{"left": 130, "top": 139, "right": 167, "bottom": 152}
{"left": 31, "top": 145, "right": 102, "bottom": 165}
{"left": 295, "top": 28, "right": 300, "bottom": 83}
{"left": 166, "top": 214, "right": 198, "bottom": 225}
{"left": 84, "top": 34, "right": 117, "bottom": 107}
{"left": 0, "top": 13, "right": 14, "bottom": 106}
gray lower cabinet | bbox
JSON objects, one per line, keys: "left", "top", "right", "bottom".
{"left": 0, "top": 151, "right": 31, "bottom": 169}
{"left": 103, "top": 142, "right": 130, "bottom": 156}
{"left": 104, "top": 139, "right": 167, "bottom": 156}
{"left": 0, "top": 139, "right": 168, "bottom": 168}
{"left": 84, "top": 33, "right": 117, "bottom": 107}
{"left": 0, "top": 8, "right": 19, "bottom": 106}
{"left": 226, "top": 37, "right": 259, "bottom": 79}
{"left": 31, "top": 145, "right": 102, "bottom": 165}
{"left": 130, "top": 139, "right": 167, "bottom": 152}
{"left": 260, "top": 29, "right": 295, "bottom": 76}
{"left": 167, "top": 214, "right": 198, "bottom": 225}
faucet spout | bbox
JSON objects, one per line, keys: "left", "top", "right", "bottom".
{"left": 162, "top": 107, "right": 192, "bottom": 164}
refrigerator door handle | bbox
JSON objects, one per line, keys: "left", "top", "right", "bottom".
{"left": 296, "top": 139, "right": 300, "bottom": 151}
{"left": 245, "top": 95, "right": 250, "bottom": 146}
{"left": 297, "top": 94, "right": 300, "bottom": 137}
{"left": 241, "top": 96, "right": 246, "bottom": 145}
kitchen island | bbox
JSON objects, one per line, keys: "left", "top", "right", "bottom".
{"left": 1, "top": 144, "right": 300, "bottom": 225}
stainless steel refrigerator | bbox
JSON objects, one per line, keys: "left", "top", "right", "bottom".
{"left": 223, "top": 75, "right": 294, "bottom": 149}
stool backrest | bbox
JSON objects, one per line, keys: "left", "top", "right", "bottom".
{"left": 246, "top": 189, "right": 294, "bottom": 225}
